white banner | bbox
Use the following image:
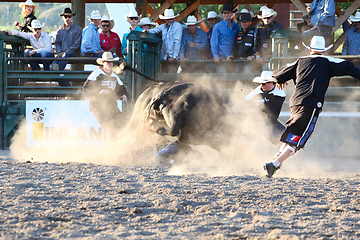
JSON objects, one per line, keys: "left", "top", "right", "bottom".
{"left": 26, "top": 100, "right": 116, "bottom": 148}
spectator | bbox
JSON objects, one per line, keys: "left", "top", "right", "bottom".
{"left": 254, "top": 8, "right": 284, "bottom": 70}
{"left": 15, "top": 0, "right": 38, "bottom": 33}
{"left": 245, "top": 71, "right": 286, "bottom": 144}
{"left": 234, "top": 12, "right": 258, "bottom": 73}
{"left": 83, "top": 52, "right": 129, "bottom": 142}
{"left": 4, "top": 20, "right": 53, "bottom": 70}
{"left": 179, "top": 15, "right": 209, "bottom": 72}
{"left": 301, "top": 0, "right": 335, "bottom": 48}
{"left": 210, "top": 4, "right": 240, "bottom": 73}
{"left": 81, "top": 10, "right": 104, "bottom": 58}
{"left": 122, "top": 10, "right": 142, "bottom": 59}
{"left": 147, "top": 8, "right": 182, "bottom": 72}
{"left": 342, "top": 12, "right": 360, "bottom": 68}
{"left": 264, "top": 36, "right": 360, "bottom": 178}
{"left": 51, "top": 7, "right": 82, "bottom": 86}
{"left": 203, "top": 11, "right": 222, "bottom": 59}
{"left": 100, "top": 15, "right": 123, "bottom": 58}
{"left": 138, "top": 17, "right": 156, "bottom": 30}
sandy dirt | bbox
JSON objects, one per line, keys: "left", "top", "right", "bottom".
{"left": 1, "top": 150, "right": 360, "bottom": 239}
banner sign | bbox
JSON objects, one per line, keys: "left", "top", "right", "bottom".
{"left": 26, "top": 100, "right": 113, "bottom": 148}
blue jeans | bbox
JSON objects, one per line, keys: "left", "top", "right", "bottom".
{"left": 25, "top": 50, "right": 54, "bottom": 70}
{"left": 51, "top": 51, "right": 79, "bottom": 86}
{"left": 51, "top": 51, "right": 79, "bottom": 71}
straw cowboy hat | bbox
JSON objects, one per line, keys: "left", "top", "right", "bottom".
{"left": 185, "top": 15, "right": 202, "bottom": 25}
{"left": 252, "top": 71, "right": 276, "bottom": 84}
{"left": 125, "top": 10, "right": 141, "bottom": 19}
{"left": 203, "top": 11, "right": 223, "bottom": 22}
{"left": 87, "top": 10, "right": 102, "bottom": 21}
{"left": 138, "top": 17, "right": 156, "bottom": 27}
{"left": 101, "top": 15, "right": 115, "bottom": 28}
{"left": 256, "top": 6, "right": 277, "bottom": 19}
{"left": 19, "top": 0, "right": 39, "bottom": 9}
{"left": 258, "top": 8, "right": 277, "bottom": 19}
{"left": 159, "top": 9, "right": 179, "bottom": 20}
{"left": 96, "top": 52, "right": 119, "bottom": 65}
{"left": 28, "top": 20, "right": 44, "bottom": 31}
{"left": 350, "top": 12, "right": 360, "bottom": 22}
{"left": 302, "top": 36, "right": 333, "bottom": 52}
{"left": 59, "top": 7, "right": 76, "bottom": 17}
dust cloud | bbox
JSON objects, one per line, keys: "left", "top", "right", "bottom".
{"left": 9, "top": 72, "right": 360, "bottom": 178}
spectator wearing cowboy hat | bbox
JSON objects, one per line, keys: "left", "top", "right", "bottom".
{"left": 179, "top": 15, "right": 209, "bottom": 72}
{"left": 81, "top": 10, "right": 104, "bottom": 58}
{"left": 264, "top": 35, "right": 360, "bottom": 178}
{"left": 147, "top": 9, "right": 183, "bottom": 67}
{"left": 138, "top": 17, "right": 156, "bottom": 30}
{"left": 203, "top": 11, "right": 223, "bottom": 59}
{"left": 100, "top": 15, "right": 123, "bottom": 58}
{"left": 254, "top": 8, "right": 284, "bottom": 71}
{"left": 83, "top": 52, "right": 129, "bottom": 142}
{"left": 51, "top": 7, "right": 82, "bottom": 86}
{"left": 245, "top": 71, "right": 286, "bottom": 144}
{"left": 4, "top": 20, "right": 54, "bottom": 70}
{"left": 210, "top": 4, "right": 240, "bottom": 73}
{"left": 301, "top": 0, "right": 335, "bottom": 50}
{"left": 15, "top": 0, "right": 38, "bottom": 33}
{"left": 234, "top": 12, "right": 258, "bottom": 73}
{"left": 342, "top": 12, "right": 360, "bottom": 68}
{"left": 122, "top": 10, "right": 142, "bottom": 59}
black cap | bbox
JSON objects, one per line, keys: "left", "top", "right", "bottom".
{"left": 238, "top": 13, "right": 252, "bottom": 22}
{"left": 59, "top": 7, "right": 76, "bottom": 17}
{"left": 222, "top": 4, "right": 234, "bottom": 13}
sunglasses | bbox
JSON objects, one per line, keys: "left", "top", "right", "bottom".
{"left": 34, "top": 28, "right": 42, "bottom": 31}
{"left": 129, "top": 17, "right": 138, "bottom": 20}
{"left": 261, "top": 82, "right": 269, "bottom": 86}
{"left": 63, "top": 15, "right": 72, "bottom": 19}
{"left": 102, "top": 24, "right": 110, "bottom": 27}
{"left": 263, "top": 16, "right": 272, "bottom": 20}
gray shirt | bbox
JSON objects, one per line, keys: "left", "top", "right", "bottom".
{"left": 55, "top": 22, "right": 82, "bottom": 53}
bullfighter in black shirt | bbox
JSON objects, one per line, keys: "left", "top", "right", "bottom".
{"left": 264, "top": 36, "right": 360, "bottom": 178}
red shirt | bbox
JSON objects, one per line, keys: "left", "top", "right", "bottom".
{"left": 99, "top": 31, "right": 123, "bottom": 58}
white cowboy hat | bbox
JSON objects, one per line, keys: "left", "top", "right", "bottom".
{"left": 138, "top": 17, "right": 156, "bottom": 26}
{"left": 96, "top": 52, "right": 119, "bottom": 65}
{"left": 185, "top": 15, "right": 202, "bottom": 25}
{"left": 302, "top": 36, "right": 333, "bottom": 52}
{"left": 101, "top": 15, "right": 115, "bottom": 28}
{"left": 28, "top": 20, "right": 44, "bottom": 30}
{"left": 125, "top": 10, "right": 141, "bottom": 19}
{"left": 350, "top": 12, "right": 360, "bottom": 22}
{"left": 253, "top": 71, "right": 276, "bottom": 84}
{"left": 87, "top": 10, "right": 102, "bottom": 21}
{"left": 235, "top": 8, "right": 255, "bottom": 19}
{"left": 19, "top": 0, "right": 39, "bottom": 9}
{"left": 159, "top": 9, "right": 179, "bottom": 20}
{"left": 258, "top": 8, "right": 277, "bottom": 19}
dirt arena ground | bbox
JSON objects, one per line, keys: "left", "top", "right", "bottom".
{"left": 1, "top": 149, "right": 360, "bottom": 239}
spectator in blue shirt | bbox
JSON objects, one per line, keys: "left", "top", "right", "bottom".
{"left": 210, "top": 4, "right": 240, "bottom": 73}
{"left": 81, "top": 10, "right": 104, "bottom": 57}
{"left": 122, "top": 10, "right": 142, "bottom": 59}
{"left": 301, "top": 0, "right": 335, "bottom": 49}
{"left": 342, "top": 12, "right": 360, "bottom": 68}
{"left": 180, "top": 15, "right": 209, "bottom": 72}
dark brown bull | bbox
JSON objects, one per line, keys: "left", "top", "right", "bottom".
{"left": 119, "top": 78, "right": 232, "bottom": 163}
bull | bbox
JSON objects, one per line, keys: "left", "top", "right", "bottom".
{"left": 117, "top": 65, "right": 232, "bottom": 164}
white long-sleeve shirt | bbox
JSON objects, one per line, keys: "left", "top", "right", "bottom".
{"left": 10, "top": 30, "right": 53, "bottom": 53}
{"left": 149, "top": 21, "right": 182, "bottom": 60}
